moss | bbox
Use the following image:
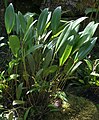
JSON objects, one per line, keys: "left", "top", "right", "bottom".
{"left": 46, "top": 94, "right": 99, "bottom": 120}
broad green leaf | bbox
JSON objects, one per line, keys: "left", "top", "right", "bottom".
{"left": 59, "top": 44, "right": 73, "bottom": 66}
{"left": 37, "top": 8, "right": 49, "bottom": 36}
{"left": 43, "top": 49, "right": 53, "bottom": 68}
{"left": 24, "top": 107, "right": 31, "bottom": 120}
{"left": 14, "top": 13, "right": 20, "bottom": 34}
{"left": 13, "top": 100, "right": 25, "bottom": 106}
{"left": 56, "top": 22, "right": 72, "bottom": 53}
{"left": 75, "top": 37, "right": 97, "bottom": 61}
{"left": 84, "top": 59, "right": 92, "bottom": 71}
{"left": 43, "top": 65, "right": 58, "bottom": 76}
{"left": 5, "top": 3, "right": 15, "bottom": 34}
{"left": 59, "top": 35, "right": 74, "bottom": 66}
{"left": 23, "top": 20, "right": 37, "bottom": 41}
{"left": 18, "top": 11, "right": 26, "bottom": 33}
{"left": 72, "top": 17, "right": 87, "bottom": 29}
{"left": 9, "top": 35, "right": 20, "bottom": 57}
{"left": 16, "top": 83, "right": 23, "bottom": 100}
{"left": 24, "top": 12, "right": 36, "bottom": 22}
{"left": 51, "top": 6, "right": 61, "bottom": 35}
{"left": 72, "top": 34, "right": 88, "bottom": 54}
{"left": 70, "top": 61, "right": 82, "bottom": 74}
{"left": 26, "top": 44, "right": 43, "bottom": 56}
{"left": 82, "top": 22, "right": 98, "bottom": 39}
{"left": 26, "top": 16, "right": 34, "bottom": 30}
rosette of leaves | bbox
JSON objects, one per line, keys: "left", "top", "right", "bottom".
{"left": 2, "top": 3, "right": 98, "bottom": 119}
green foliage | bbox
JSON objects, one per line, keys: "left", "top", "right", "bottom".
{"left": 5, "top": 3, "right": 15, "bottom": 34}
{"left": 76, "top": 58, "right": 99, "bottom": 87}
{"left": 0, "top": 3, "right": 98, "bottom": 119}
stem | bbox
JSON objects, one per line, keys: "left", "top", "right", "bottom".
{"left": 21, "top": 43, "right": 29, "bottom": 87}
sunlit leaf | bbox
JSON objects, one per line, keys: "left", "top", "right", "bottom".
{"left": 59, "top": 44, "right": 73, "bottom": 66}
{"left": 55, "top": 22, "right": 73, "bottom": 53}
{"left": 72, "top": 17, "right": 87, "bottom": 29}
{"left": 13, "top": 100, "right": 25, "bottom": 106}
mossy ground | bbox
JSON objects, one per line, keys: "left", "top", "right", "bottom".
{"left": 46, "top": 94, "right": 99, "bottom": 120}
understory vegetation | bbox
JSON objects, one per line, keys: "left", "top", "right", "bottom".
{"left": 0, "top": 2, "right": 99, "bottom": 120}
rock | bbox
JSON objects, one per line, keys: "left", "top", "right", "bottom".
{"left": 45, "top": 94, "right": 99, "bottom": 120}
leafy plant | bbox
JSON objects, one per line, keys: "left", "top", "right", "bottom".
{"left": 76, "top": 58, "right": 99, "bottom": 87}
{"left": 1, "top": 3, "right": 98, "bottom": 119}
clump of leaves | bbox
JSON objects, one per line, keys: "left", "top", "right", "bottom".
{"left": 0, "top": 3, "right": 98, "bottom": 119}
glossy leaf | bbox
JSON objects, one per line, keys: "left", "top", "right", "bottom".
{"left": 82, "top": 22, "right": 99, "bottom": 39}
{"left": 75, "top": 37, "right": 97, "bottom": 61}
{"left": 51, "top": 6, "right": 61, "bottom": 35}
{"left": 70, "top": 61, "right": 82, "bottom": 74}
{"left": 55, "top": 23, "right": 72, "bottom": 53}
{"left": 37, "top": 8, "right": 49, "bottom": 36}
{"left": 14, "top": 13, "right": 20, "bottom": 34}
{"left": 23, "top": 20, "right": 37, "bottom": 42}
{"left": 84, "top": 59, "right": 92, "bottom": 71}
{"left": 5, "top": 3, "right": 15, "bottom": 34}
{"left": 59, "top": 44, "right": 73, "bottom": 66}
{"left": 9, "top": 35, "right": 20, "bottom": 57}
{"left": 72, "top": 17, "right": 87, "bottom": 29}
{"left": 72, "top": 34, "right": 88, "bottom": 54}
{"left": 18, "top": 11, "right": 26, "bottom": 33}
{"left": 13, "top": 100, "right": 25, "bottom": 106}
